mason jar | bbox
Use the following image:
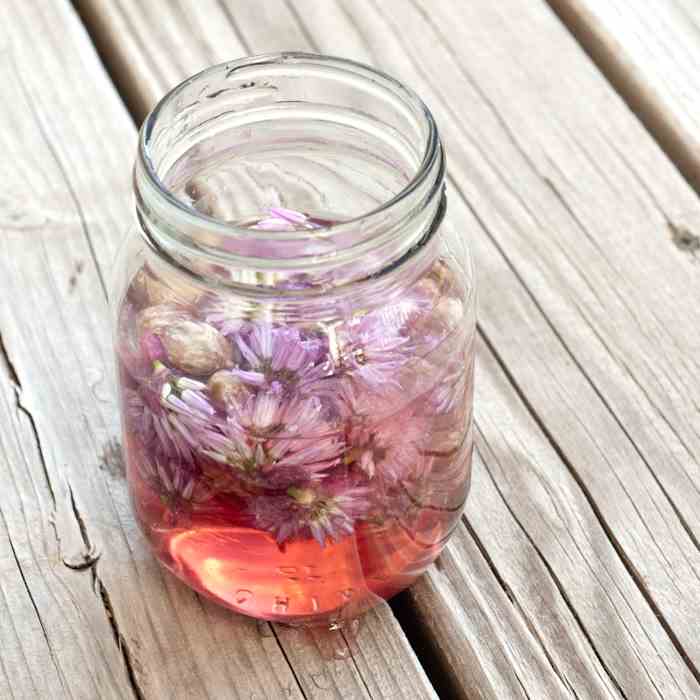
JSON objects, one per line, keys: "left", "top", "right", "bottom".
{"left": 112, "top": 53, "right": 476, "bottom": 628}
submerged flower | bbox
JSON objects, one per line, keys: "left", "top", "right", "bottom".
{"left": 345, "top": 407, "right": 432, "bottom": 483}
{"left": 371, "top": 283, "right": 435, "bottom": 336}
{"left": 126, "top": 364, "right": 220, "bottom": 463}
{"left": 162, "top": 373, "right": 220, "bottom": 430}
{"left": 428, "top": 360, "right": 470, "bottom": 416}
{"left": 337, "top": 373, "right": 401, "bottom": 421}
{"left": 140, "top": 458, "right": 213, "bottom": 522}
{"left": 232, "top": 323, "right": 330, "bottom": 390}
{"left": 338, "top": 311, "right": 411, "bottom": 392}
{"left": 231, "top": 381, "right": 290, "bottom": 437}
{"left": 200, "top": 385, "right": 344, "bottom": 488}
{"left": 252, "top": 478, "right": 371, "bottom": 546}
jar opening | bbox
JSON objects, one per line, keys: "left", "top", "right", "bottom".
{"left": 134, "top": 53, "right": 444, "bottom": 288}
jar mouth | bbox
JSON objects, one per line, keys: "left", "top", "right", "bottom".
{"left": 138, "top": 52, "right": 440, "bottom": 241}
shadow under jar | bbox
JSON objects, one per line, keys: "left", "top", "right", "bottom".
{"left": 112, "top": 53, "right": 476, "bottom": 628}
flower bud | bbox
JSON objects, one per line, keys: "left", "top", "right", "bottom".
{"left": 208, "top": 370, "right": 250, "bottom": 406}
{"left": 137, "top": 304, "right": 190, "bottom": 337}
{"left": 130, "top": 268, "right": 202, "bottom": 307}
{"left": 159, "top": 321, "right": 233, "bottom": 375}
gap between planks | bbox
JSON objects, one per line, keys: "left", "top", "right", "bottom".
{"left": 545, "top": 0, "right": 700, "bottom": 195}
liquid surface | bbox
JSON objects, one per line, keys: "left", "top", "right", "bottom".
{"left": 167, "top": 116, "right": 415, "bottom": 224}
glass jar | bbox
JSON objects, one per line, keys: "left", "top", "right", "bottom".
{"left": 112, "top": 53, "right": 475, "bottom": 628}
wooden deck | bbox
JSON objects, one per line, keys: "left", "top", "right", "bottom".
{"left": 1, "top": 1, "right": 699, "bottom": 698}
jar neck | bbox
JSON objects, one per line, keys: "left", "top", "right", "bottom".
{"left": 133, "top": 53, "right": 445, "bottom": 298}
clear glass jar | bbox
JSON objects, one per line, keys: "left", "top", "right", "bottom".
{"left": 112, "top": 53, "right": 475, "bottom": 628}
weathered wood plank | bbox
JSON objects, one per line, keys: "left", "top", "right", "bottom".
{"left": 0, "top": 2, "right": 436, "bottom": 699}
{"left": 76, "top": 0, "right": 700, "bottom": 698}
{"left": 274, "top": 606, "right": 442, "bottom": 699}
{"left": 289, "top": 0, "right": 700, "bottom": 689}
{"left": 547, "top": 0, "right": 700, "bottom": 192}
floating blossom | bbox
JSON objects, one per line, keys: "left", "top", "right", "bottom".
{"left": 253, "top": 206, "right": 328, "bottom": 231}
{"left": 140, "top": 458, "right": 213, "bottom": 523}
{"left": 126, "top": 364, "right": 220, "bottom": 463}
{"left": 338, "top": 311, "right": 411, "bottom": 392}
{"left": 273, "top": 272, "right": 334, "bottom": 291}
{"left": 344, "top": 405, "right": 432, "bottom": 483}
{"left": 200, "top": 385, "right": 344, "bottom": 488}
{"left": 252, "top": 478, "right": 371, "bottom": 546}
{"left": 232, "top": 323, "right": 331, "bottom": 390}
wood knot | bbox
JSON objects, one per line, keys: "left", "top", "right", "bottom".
{"left": 63, "top": 544, "right": 101, "bottom": 571}
{"left": 668, "top": 222, "right": 700, "bottom": 255}
{"left": 68, "top": 259, "right": 84, "bottom": 292}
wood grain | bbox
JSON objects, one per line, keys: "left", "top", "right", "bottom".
{"left": 0, "top": 2, "right": 436, "bottom": 699}
{"left": 75, "top": 0, "right": 700, "bottom": 698}
{"left": 288, "top": 0, "right": 700, "bottom": 690}
{"left": 547, "top": 0, "right": 700, "bottom": 192}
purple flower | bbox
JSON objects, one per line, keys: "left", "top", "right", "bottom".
{"left": 260, "top": 443, "right": 341, "bottom": 488}
{"left": 232, "top": 381, "right": 291, "bottom": 436}
{"left": 337, "top": 311, "right": 411, "bottom": 392}
{"left": 200, "top": 385, "right": 345, "bottom": 488}
{"left": 140, "top": 458, "right": 213, "bottom": 522}
{"left": 126, "top": 364, "right": 220, "bottom": 463}
{"left": 252, "top": 478, "right": 371, "bottom": 546}
{"left": 162, "top": 373, "right": 221, "bottom": 431}
{"left": 232, "top": 323, "right": 331, "bottom": 391}
{"left": 197, "top": 419, "right": 260, "bottom": 476}
{"left": 337, "top": 374, "right": 400, "bottom": 422}
{"left": 253, "top": 207, "right": 327, "bottom": 231}
{"left": 345, "top": 408, "right": 432, "bottom": 483}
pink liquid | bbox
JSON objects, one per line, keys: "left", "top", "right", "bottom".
{"left": 127, "top": 426, "right": 469, "bottom": 624}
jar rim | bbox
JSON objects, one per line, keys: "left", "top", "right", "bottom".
{"left": 138, "top": 52, "right": 441, "bottom": 243}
